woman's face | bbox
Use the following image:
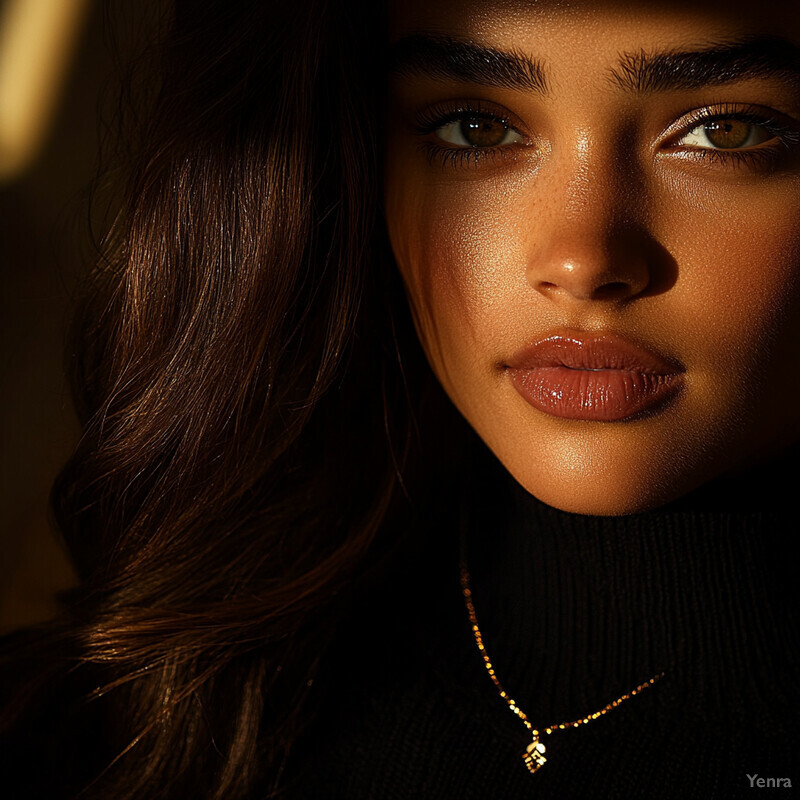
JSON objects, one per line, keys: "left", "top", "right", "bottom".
{"left": 385, "top": 0, "right": 800, "bottom": 515}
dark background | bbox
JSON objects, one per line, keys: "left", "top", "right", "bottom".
{"left": 0, "top": 0, "right": 161, "bottom": 630}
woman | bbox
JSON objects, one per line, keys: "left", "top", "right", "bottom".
{"left": 2, "top": 0, "right": 798, "bottom": 797}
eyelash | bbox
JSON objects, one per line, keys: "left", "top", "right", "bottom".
{"left": 668, "top": 103, "right": 800, "bottom": 169}
{"left": 414, "top": 101, "right": 800, "bottom": 170}
{"left": 414, "top": 101, "right": 526, "bottom": 168}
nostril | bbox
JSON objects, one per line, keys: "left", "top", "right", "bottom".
{"left": 593, "top": 281, "right": 632, "bottom": 300}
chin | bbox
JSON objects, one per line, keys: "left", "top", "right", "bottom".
{"left": 510, "top": 469, "right": 679, "bottom": 517}
{"left": 481, "top": 424, "right": 714, "bottom": 517}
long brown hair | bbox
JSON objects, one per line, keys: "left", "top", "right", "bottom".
{"left": 1, "top": 1, "right": 462, "bottom": 796}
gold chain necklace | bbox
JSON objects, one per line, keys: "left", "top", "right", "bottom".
{"left": 459, "top": 541, "right": 664, "bottom": 774}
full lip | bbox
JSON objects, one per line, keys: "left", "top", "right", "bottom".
{"left": 503, "top": 330, "right": 686, "bottom": 421}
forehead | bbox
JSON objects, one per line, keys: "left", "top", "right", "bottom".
{"left": 389, "top": 0, "right": 800, "bottom": 49}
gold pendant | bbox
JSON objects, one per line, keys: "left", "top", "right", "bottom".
{"left": 523, "top": 735, "right": 547, "bottom": 773}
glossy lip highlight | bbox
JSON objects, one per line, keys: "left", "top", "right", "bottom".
{"left": 504, "top": 331, "right": 685, "bottom": 421}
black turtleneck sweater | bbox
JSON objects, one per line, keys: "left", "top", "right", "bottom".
{"left": 289, "top": 448, "right": 799, "bottom": 798}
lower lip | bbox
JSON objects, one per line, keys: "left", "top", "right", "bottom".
{"left": 507, "top": 366, "right": 682, "bottom": 422}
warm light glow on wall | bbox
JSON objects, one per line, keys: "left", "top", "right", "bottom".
{"left": 0, "top": 0, "right": 90, "bottom": 181}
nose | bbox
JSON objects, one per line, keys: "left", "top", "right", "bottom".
{"left": 528, "top": 226, "right": 652, "bottom": 302}
{"left": 526, "top": 165, "right": 652, "bottom": 304}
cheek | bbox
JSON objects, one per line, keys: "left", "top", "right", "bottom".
{"left": 665, "top": 181, "right": 800, "bottom": 315}
{"left": 385, "top": 169, "right": 529, "bottom": 400}
{"left": 656, "top": 181, "right": 800, "bottom": 411}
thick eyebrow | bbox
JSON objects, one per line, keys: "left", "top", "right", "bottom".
{"left": 388, "top": 34, "right": 549, "bottom": 95}
{"left": 613, "top": 37, "right": 800, "bottom": 93}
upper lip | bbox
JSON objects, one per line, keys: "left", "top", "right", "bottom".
{"left": 504, "top": 330, "right": 684, "bottom": 374}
